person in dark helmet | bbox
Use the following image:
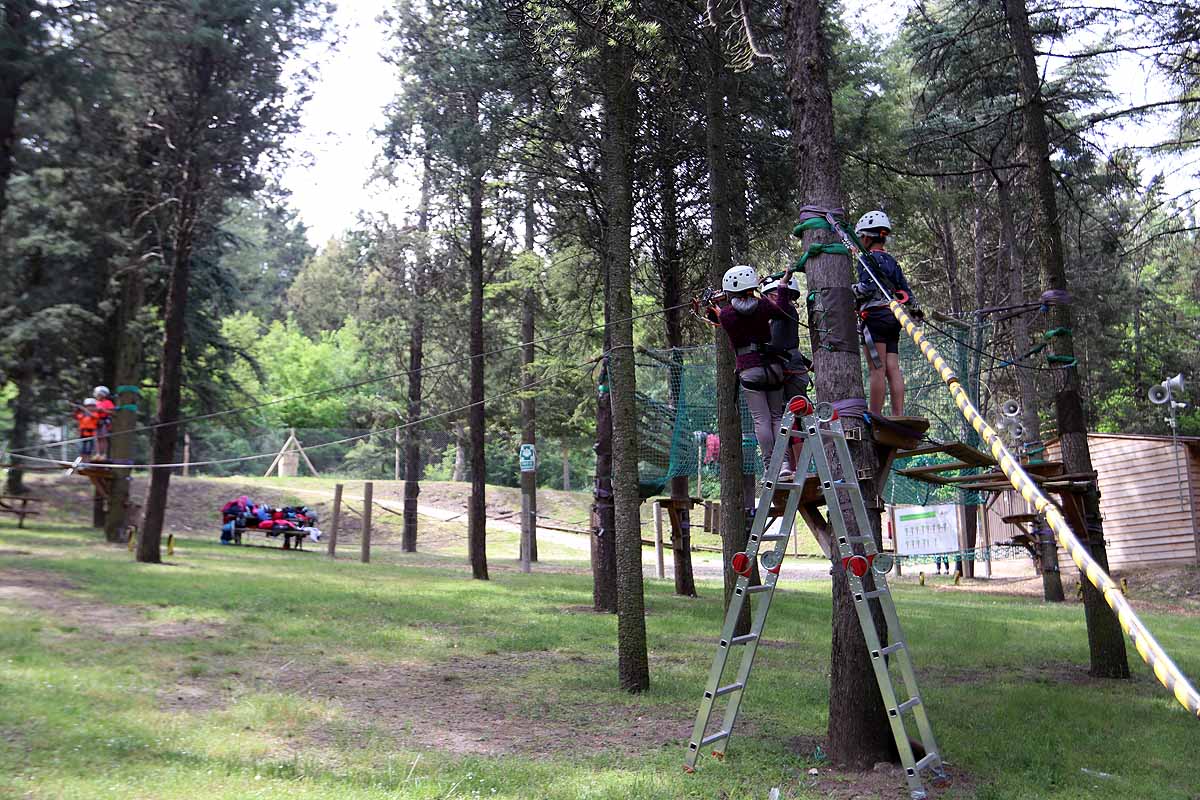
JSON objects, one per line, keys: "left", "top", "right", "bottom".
{"left": 851, "top": 211, "right": 922, "bottom": 416}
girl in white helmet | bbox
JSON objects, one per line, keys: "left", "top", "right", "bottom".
{"left": 706, "top": 265, "right": 798, "bottom": 479}
{"left": 852, "top": 212, "right": 920, "bottom": 416}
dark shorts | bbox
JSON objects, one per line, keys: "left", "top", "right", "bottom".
{"left": 863, "top": 309, "right": 901, "bottom": 354}
{"left": 80, "top": 438, "right": 95, "bottom": 456}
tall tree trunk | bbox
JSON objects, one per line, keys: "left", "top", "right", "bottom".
{"left": 995, "top": 177, "right": 1041, "bottom": 449}
{"left": 402, "top": 315, "right": 424, "bottom": 552}
{"left": 403, "top": 153, "right": 432, "bottom": 553}
{"left": 785, "top": 0, "right": 894, "bottom": 766}
{"left": 1002, "top": 0, "right": 1129, "bottom": 678}
{"left": 4, "top": 370, "right": 32, "bottom": 495}
{"left": 104, "top": 265, "right": 146, "bottom": 543}
{"left": 467, "top": 141, "right": 488, "bottom": 580}
{"left": 659, "top": 148, "right": 697, "bottom": 597}
{"left": 561, "top": 440, "right": 571, "bottom": 490}
{"left": 521, "top": 286, "right": 539, "bottom": 563}
{"left": 521, "top": 180, "right": 538, "bottom": 563}
{"left": 140, "top": 187, "right": 198, "bottom": 564}
{"left": 705, "top": 30, "right": 750, "bottom": 635}
{"left": 601, "top": 41, "right": 649, "bottom": 692}
{"left": 593, "top": 350, "right": 617, "bottom": 612}
{"left": 0, "top": 0, "right": 33, "bottom": 234}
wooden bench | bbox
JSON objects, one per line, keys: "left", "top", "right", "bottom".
{"left": 0, "top": 495, "right": 43, "bottom": 528}
{"left": 230, "top": 526, "right": 308, "bottom": 550}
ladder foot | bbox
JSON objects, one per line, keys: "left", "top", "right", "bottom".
{"left": 682, "top": 765, "right": 695, "bottom": 774}
{"left": 711, "top": 751, "right": 725, "bottom": 760}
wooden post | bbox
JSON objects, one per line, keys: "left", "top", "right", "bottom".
{"left": 712, "top": 502, "right": 721, "bottom": 536}
{"left": 890, "top": 505, "right": 901, "bottom": 576}
{"left": 360, "top": 482, "right": 373, "bottom": 563}
{"left": 328, "top": 483, "right": 342, "bottom": 558}
{"left": 520, "top": 490, "right": 532, "bottom": 573}
{"left": 983, "top": 495, "right": 993, "bottom": 578}
{"left": 654, "top": 500, "right": 665, "bottom": 579}
{"left": 703, "top": 501, "right": 712, "bottom": 532}
{"left": 182, "top": 432, "right": 191, "bottom": 477}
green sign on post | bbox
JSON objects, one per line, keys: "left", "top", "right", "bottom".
{"left": 519, "top": 443, "right": 536, "bottom": 472}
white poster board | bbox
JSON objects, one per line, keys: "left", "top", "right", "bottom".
{"left": 893, "top": 504, "right": 959, "bottom": 556}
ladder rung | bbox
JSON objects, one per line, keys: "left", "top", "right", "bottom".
{"left": 879, "top": 641, "right": 906, "bottom": 656}
{"left": 744, "top": 584, "right": 773, "bottom": 594}
{"left": 700, "top": 730, "right": 729, "bottom": 746}
{"left": 843, "top": 535, "right": 874, "bottom": 544}
{"left": 714, "top": 682, "right": 744, "bottom": 697}
{"left": 861, "top": 588, "right": 889, "bottom": 600}
{"left": 730, "top": 633, "right": 758, "bottom": 645}
{"left": 891, "top": 697, "right": 921, "bottom": 715}
{"left": 760, "top": 533, "right": 788, "bottom": 541}
{"left": 914, "top": 753, "right": 940, "bottom": 772}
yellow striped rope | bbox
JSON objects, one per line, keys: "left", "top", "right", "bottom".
{"left": 890, "top": 299, "right": 1200, "bottom": 718}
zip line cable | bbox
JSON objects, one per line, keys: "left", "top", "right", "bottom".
{"left": 12, "top": 303, "right": 691, "bottom": 455}
{"left": 920, "top": 316, "right": 1069, "bottom": 374}
{"left": 13, "top": 358, "right": 597, "bottom": 472}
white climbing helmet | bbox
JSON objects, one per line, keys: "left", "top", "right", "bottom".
{"left": 762, "top": 275, "right": 801, "bottom": 294}
{"left": 93, "top": 385, "right": 111, "bottom": 398}
{"left": 83, "top": 397, "right": 98, "bottom": 407}
{"left": 722, "top": 265, "right": 759, "bottom": 294}
{"left": 854, "top": 210, "right": 892, "bottom": 236}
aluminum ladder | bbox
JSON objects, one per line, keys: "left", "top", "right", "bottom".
{"left": 684, "top": 398, "right": 946, "bottom": 800}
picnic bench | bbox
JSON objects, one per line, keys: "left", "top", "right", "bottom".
{"left": 229, "top": 525, "right": 309, "bottom": 550}
{"left": 0, "top": 495, "right": 43, "bottom": 528}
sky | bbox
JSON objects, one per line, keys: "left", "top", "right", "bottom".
{"left": 281, "top": 0, "right": 414, "bottom": 245}
{"left": 280, "top": 1, "right": 1196, "bottom": 246}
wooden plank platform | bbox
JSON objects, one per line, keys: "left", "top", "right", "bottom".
{"left": 895, "top": 441, "right": 997, "bottom": 467}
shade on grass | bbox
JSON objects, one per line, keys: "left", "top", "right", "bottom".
{"left": 0, "top": 522, "right": 1196, "bottom": 799}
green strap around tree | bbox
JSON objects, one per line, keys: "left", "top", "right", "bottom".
{"left": 788, "top": 216, "right": 849, "bottom": 273}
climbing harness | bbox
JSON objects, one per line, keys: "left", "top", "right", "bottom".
{"left": 685, "top": 397, "right": 948, "bottom": 799}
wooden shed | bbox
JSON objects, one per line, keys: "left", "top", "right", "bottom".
{"left": 1038, "top": 433, "right": 1200, "bottom": 567}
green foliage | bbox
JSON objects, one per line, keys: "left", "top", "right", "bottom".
{"left": 220, "top": 313, "right": 371, "bottom": 429}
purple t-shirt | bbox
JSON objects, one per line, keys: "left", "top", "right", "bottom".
{"left": 717, "top": 293, "right": 792, "bottom": 371}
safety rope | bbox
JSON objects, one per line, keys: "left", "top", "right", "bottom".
{"left": 888, "top": 296, "right": 1200, "bottom": 718}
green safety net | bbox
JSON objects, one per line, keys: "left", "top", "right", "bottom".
{"left": 879, "top": 318, "right": 994, "bottom": 507}
{"left": 632, "top": 318, "right": 993, "bottom": 505}
{"left": 635, "top": 346, "right": 759, "bottom": 499}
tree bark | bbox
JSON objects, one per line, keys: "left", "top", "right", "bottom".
{"left": 561, "top": 440, "right": 571, "bottom": 490}
{"left": 592, "top": 351, "right": 618, "bottom": 613}
{"left": 402, "top": 314, "right": 424, "bottom": 552}
{"left": 4, "top": 371, "right": 32, "bottom": 495}
{"left": 705, "top": 30, "right": 751, "bottom": 635}
{"left": 659, "top": 146, "right": 697, "bottom": 597}
{"left": 995, "top": 177, "right": 1042, "bottom": 448}
{"left": 0, "top": 0, "right": 33, "bottom": 235}
{"left": 467, "top": 133, "right": 488, "bottom": 580}
{"left": 786, "top": 0, "right": 894, "bottom": 766}
{"left": 601, "top": 40, "right": 649, "bottom": 692}
{"left": 140, "top": 177, "right": 200, "bottom": 564}
{"left": 403, "top": 153, "right": 431, "bottom": 554}
{"left": 521, "top": 180, "right": 538, "bottom": 563}
{"left": 521, "top": 286, "right": 539, "bottom": 563}
{"left": 1002, "top": 0, "right": 1129, "bottom": 678}
{"left": 104, "top": 265, "right": 145, "bottom": 543}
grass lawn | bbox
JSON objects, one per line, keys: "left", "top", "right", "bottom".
{"left": 1, "top": 517, "right": 1198, "bottom": 799}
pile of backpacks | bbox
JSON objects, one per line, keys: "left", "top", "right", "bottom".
{"left": 220, "top": 496, "right": 321, "bottom": 545}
